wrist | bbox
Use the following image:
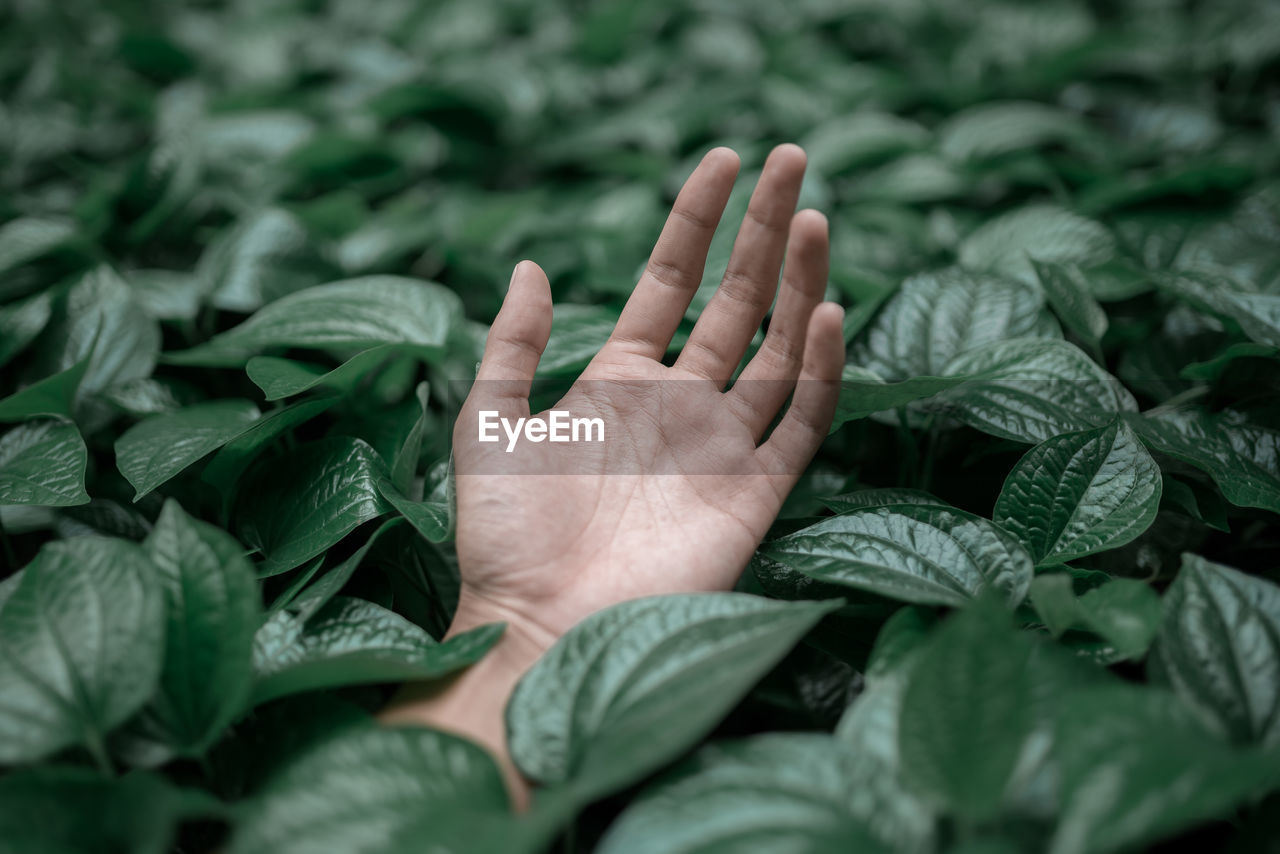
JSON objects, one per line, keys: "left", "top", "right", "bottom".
{"left": 450, "top": 585, "right": 559, "bottom": 670}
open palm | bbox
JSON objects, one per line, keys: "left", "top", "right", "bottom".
{"left": 452, "top": 145, "right": 845, "bottom": 645}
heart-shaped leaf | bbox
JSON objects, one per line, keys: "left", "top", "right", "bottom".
{"left": 761, "top": 503, "right": 1033, "bottom": 607}
{"left": 506, "top": 593, "right": 840, "bottom": 797}
{"left": 0, "top": 538, "right": 164, "bottom": 764}
{"left": 994, "top": 420, "right": 1162, "bottom": 565}
{"left": 1153, "top": 554, "right": 1280, "bottom": 746}
{"left": 140, "top": 501, "right": 260, "bottom": 755}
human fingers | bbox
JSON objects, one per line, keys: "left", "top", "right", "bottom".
{"left": 609, "top": 147, "right": 740, "bottom": 360}
{"left": 729, "top": 208, "right": 829, "bottom": 440}
{"left": 674, "top": 144, "right": 807, "bottom": 385}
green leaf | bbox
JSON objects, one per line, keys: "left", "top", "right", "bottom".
{"left": 959, "top": 205, "right": 1115, "bottom": 285}
{"left": 1128, "top": 408, "right": 1280, "bottom": 513}
{"left": 1154, "top": 554, "right": 1280, "bottom": 746}
{"left": 246, "top": 345, "right": 405, "bottom": 401}
{"left": 1029, "top": 574, "right": 1080, "bottom": 638}
{"left": 761, "top": 503, "right": 1033, "bottom": 607}
{"left": 1031, "top": 575, "right": 1162, "bottom": 660}
{"left": 506, "top": 593, "right": 840, "bottom": 796}
{"left": 1050, "top": 684, "right": 1278, "bottom": 854}
{"left": 850, "top": 268, "right": 1049, "bottom": 379}
{"left": 0, "top": 420, "right": 91, "bottom": 506}
{"left": 1154, "top": 269, "right": 1280, "bottom": 348}
{"left": 1075, "top": 579, "right": 1162, "bottom": 661}
{"left": 534, "top": 304, "right": 620, "bottom": 377}
{"left": 597, "top": 735, "right": 895, "bottom": 854}
{"left": 237, "top": 437, "right": 390, "bottom": 576}
{"left": 251, "top": 597, "right": 501, "bottom": 705}
{"left": 898, "top": 603, "right": 1035, "bottom": 821}
{"left": 34, "top": 266, "right": 161, "bottom": 399}
{"left": 994, "top": 421, "right": 1162, "bottom": 565}
{"left": 0, "top": 538, "right": 164, "bottom": 764}
{"left": 1159, "top": 473, "right": 1230, "bottom": 532}
{"left": 939, "top": 101, "right": 1091, "bottom": 162}
{"left": 279, "top": 520, "right": 400, "bottom": 623}
{"left": 852, "top": 154, "right": 969, "bottom": 204}
{"left": 377, "top": 476, "right": 452, "bottom": 542}
{"left": 115, "top": 400, "right": 261, "bottom": 500}
{"left": 200, "top": 207, "right": 334, "bottom": 313}
{"left": 937, "top": 338, "right": 1135, "bottom": 444}
{"left": 390, "top": 382, "right": 429, "bottom": 495}
{"left": 831, "top": 368, "right": 966, "bottom": 430}
{"left": 802, "top": 111, "right": 930, "bottom": 175}
{"left": 0, "top": 217, "right": 77, "bottom": 276}
{"left": 1180, "top": 342, "right": 1279, "bottom": 382}
{"left": 228, "top": 724, "right": 514, "bottom": 854}
{"left": 165, "top": 276, "right": 462, "bottom": 366}
{"left": 140, "top": 500, "right": 260, "bottom": 755}
{"left": 0, "top": 291, "right": 52, "bottom": 368}
{"left": 819, "top": 488, "right": 940, "bottom": 513}
{"left": 201, "top": 398, "right": 335, "bottom": 499}
{"left": 0, "top": 767, "right": 214, "bottom": 854}
{"left": 1031, "top": 260, "right": 1108, "bottom": 356}
{"left": 0, "top": 353, "right": 91, "bottom": 422}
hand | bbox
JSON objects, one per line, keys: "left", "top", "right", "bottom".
{"left": 384, "top": 145, "right": 845, "bottom": 800}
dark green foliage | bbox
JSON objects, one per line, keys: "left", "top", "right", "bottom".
{"left": 2, "top": 0, "right": 1279, "bottom": 851}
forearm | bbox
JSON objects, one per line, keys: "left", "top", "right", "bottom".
{"left": 380, "top": 593, "right": 555, "bottom": 809}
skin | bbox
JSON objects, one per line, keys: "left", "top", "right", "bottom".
{"left": 382, "top": 144, "right": 846, "bottom": 804}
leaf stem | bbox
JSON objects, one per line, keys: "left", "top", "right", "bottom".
{"left": 85, "top": 728, "right": 116, "bottom": 778}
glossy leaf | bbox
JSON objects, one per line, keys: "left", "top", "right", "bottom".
{"left": 0, "top": 538, "right": 164, "bottom": 763}
{"left": 959, "top": 205, "right": 1115, "bottom": 285}
{"left": 994, "top": 421, "right": 1162, "bottom": 565}
{"left": 0, "top": 420, "right": 91, "bottom": 506}
{"left": 141, "top": 501, "right": 260, "bottom": 755}
{"left": 1050, "top": 684, "right": 1278, "bottom": 854}
{"left": 850, "top": 267, "right": 1049, "bottom": 380}
{"left": 1129, "top": 408, "right": 1280, "bottom": 513}
{"left": 115, "top": 400, "right": 261, "bottom": 499}
{"left": 251, "top": 597, "right": 501, "bottom": 704}
{"left": 201, "top": 398, "right": 335, "bottom": 498}
{"left": 1154, "top": 554, "right": 1280, "bottom": 746}
{"left": 937, "top": 339, "right": 1135, "bottom": 444}
{"left": 35, "top": 266, "right": 161, "bottom": 398}
{"left": 377, "top": 477, "right": 452, "bottom": 543}
{"left": 166, "top": 276, "right": 462, "bottom": 366}
{"left": 761, "top": 503, "right": 1033, "bottom": 607}
{"left": 1031, "top": 260, "right": 1108, "bottom": 356}
{"left": 506, "top": 593, "right": 840, "bottom": 796}
{"left": 237, "top": 437, "right": 390, "bottom": 576}
{"left": 597, "top": 735, "right": 894, "bottom": 854}
{"left": 246, "top": 345, "right": 405, "bottom": 401}
{"left": 0, "top": 354, "right": 90, "bottom": 422}
{"left": 228, "top": 724, "right": 514, "bottom": 854}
